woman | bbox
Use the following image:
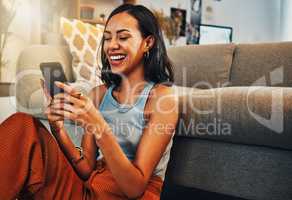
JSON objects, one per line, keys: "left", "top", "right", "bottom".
{"left": 0, "top": 4, "right": 178, "bottom": 200}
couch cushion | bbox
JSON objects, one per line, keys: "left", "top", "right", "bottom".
{"left": 230, "top": 42, "right": 292, "bottom": 87}
{"left": 29, "top": 89, "right": 45, "bottom": 114}
{"left": 176, "top": 87, "right": 292, "bottom": 150}
{"left": 165, "top": 137, "right": 292, "bottom": 200}
{"left": 167, "top": 44, "right": 235, "bottom": 88}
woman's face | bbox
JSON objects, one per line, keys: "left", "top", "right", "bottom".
{"left": 103, "top": 12, "right": 148, "bottom": 76}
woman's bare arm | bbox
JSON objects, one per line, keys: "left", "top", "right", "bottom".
{"left": 49, "top": 85, "right": 107, "bottom": 180}
{"left": 51, "top": 82, "right": 178, "bottom": 198}
{"left": 95, "top": 85, "right": 179, "bottom": 198}
{"left": 50, "top": 124, "right": 97, "bottom": 180}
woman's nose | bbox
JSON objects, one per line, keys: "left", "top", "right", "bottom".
{"left": 108, "top": 38, "right": 119, "bottom": 50}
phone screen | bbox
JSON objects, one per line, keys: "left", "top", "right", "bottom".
{"left": 40, "top": 62, "right": 68, "bottom": 97}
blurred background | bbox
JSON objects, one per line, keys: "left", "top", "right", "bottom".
{"left": 0, "top": 0, "right": 291, "bottom": 83}
{"left": 0, "top": 0, "right": 291, "bottom": 122}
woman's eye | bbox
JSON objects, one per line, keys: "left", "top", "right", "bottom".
{"left": 104, "top": 37, "right": 111, "bottom": 41}
{"left": 119, "top": 37, "right": 128, "bottom": 41}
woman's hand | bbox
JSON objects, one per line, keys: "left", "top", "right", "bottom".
{"left": 40, "top": 79, "right": 64, "bottom": 132}
{"left": 50, "top": 81, "right": 110, "bottom": 140}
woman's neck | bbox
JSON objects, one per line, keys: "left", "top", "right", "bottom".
{"left": 118, "top": 78, "right": 147, "bottom": 94}
{"left": 112, "top": 77, "right": 148, "bottom": 106}
{"left": 117, "top": 63, "right": 147, "bottom": 94}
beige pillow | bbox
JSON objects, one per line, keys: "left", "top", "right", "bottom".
{"left": 60, "top": 17, "right": 104, "bottom": 93}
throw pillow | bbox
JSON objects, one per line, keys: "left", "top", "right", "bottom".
{"left": 60, "top": 17, "right": 104, "bottom": 93}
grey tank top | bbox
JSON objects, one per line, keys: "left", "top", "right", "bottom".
{"left": 98, "top": 81, "right": 174, "bottom": 180}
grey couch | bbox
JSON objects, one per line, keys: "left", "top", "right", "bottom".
{"left": 15, "top": 42, "right": 292, "bottom": 200}
{"left": 162, "top": 42, "right": 292, "bottom": 200}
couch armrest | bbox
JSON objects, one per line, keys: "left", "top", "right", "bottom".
{"left": 15, "top": 45, "right": 73, "bottom": 115}
{"left": 176, "top": 86, "right": 292, "bottom": 150}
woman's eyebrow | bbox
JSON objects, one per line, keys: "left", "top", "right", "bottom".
{"left": 116, "top": 29, "right": 130, "bottom": 34}
{"left": 104, "top": 29, "right": 130, "bottom": 34}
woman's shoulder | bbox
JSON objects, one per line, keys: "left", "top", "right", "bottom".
{"left": 148, "top": 83, "right": 178, "bottom": 109}
{"left": 143, "top": 83, "right": 178, "bottom": 123}
{"left": 151, "top": 83, "right": 175, "bottom": 97}
{"left": 89, "top": 84, "right": 108, "bottom": 108}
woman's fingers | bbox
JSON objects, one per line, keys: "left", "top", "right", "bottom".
{"left": 44, "top": 107, "right": 64, "bottom": 122}
{"left": 53, "top": 102, "right": 91, "bottom": 118}
{"left": 53, "top": 93, "right": 81, "bottom": 106}
{"left": 53, "top": 82, "right": 91, "bottom": 111}
{"left": 50, "top": 108, "right": 77, "bottom": 121}
{"left": 53, "top": 94, "right": 93, "bottom": 113}
{"left": 49, "top": 82, "right": 98, "bottom": 125}
{"left": 51, "top": 98, "right": 72, "bottom": 107}
{"left": 54, "top": 81, "right": 82, "bottom": 99}
{"left": 48, "top": 115, "right": 64, "bottom": 122}
{"left": 50, "top": 101, "right": 77, "bottom": 113}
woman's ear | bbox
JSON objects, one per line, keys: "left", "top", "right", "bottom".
{"left": 144, "top": 35, "right": 155, "bottom": 52}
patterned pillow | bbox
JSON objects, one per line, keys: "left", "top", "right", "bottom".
{"left": 60, "top": 17, "right": 104, "bottom": 93}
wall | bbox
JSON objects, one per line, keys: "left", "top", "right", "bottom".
{"left": 137, "top": 0, "right": 191, "bottom": 47}
{"left": 135, "top": 0, "right": 287, "bottom": 45}
{"left": 81, "top": 0, "right": 122, "bottom": 21}
{"left": 2, "top": 0, "right": 123, "bottom": 83}
{"left": 281, "top": 0, "right": 292, "bottom": 41}
{"left": 2, "top": 0, "right": 38, "bottom": 82}
{"left": 202, "top": 0, "right": 282, "bottom": 43}
{"left": 137, "top": 0, "right": 287, "bottom": 45}
{"left": 3, "top": 0, "right": 291, "bottom": 83}
{"left": 80, "top": 0, "right": 192, "bottom": 46}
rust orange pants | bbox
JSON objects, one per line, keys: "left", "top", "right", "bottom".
{"left": 0, "top": 113, "right": 163, "bottom": 200}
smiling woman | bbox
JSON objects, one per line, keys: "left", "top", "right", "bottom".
{"left": 103, "top": 13, "right": 148, "bottom": 79}
{"left": 0, "top": 4, "right": 178, "bottom": 200}
{"left": 101, "top": 5, "right": 173, "bottom": 87}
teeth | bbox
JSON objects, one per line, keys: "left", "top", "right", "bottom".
{"left": 110, "top": 55, "right": 126, "bottom": 60}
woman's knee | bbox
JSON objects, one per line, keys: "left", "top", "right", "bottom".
{"left": 0, "top": 112, "right": 41, "bottom": 136}
{"left": 8, "top": 112, "right": 34, "bottom": 122}
{"left": 0, "top": 112, "right": 34, "bottom": 128}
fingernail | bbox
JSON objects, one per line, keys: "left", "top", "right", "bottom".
{"left": 55, "top": 81, "right": 61, "bottom": 85}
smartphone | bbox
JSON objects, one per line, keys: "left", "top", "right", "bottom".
{"left": 40, "top": 62, "right": 68, "bottom": 97}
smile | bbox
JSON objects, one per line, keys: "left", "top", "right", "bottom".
{"left": 108, "top": 54, "right": 127, "bottom": 67}
{"left": 110, "top": 55, "right": 126, "bottom": 61}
